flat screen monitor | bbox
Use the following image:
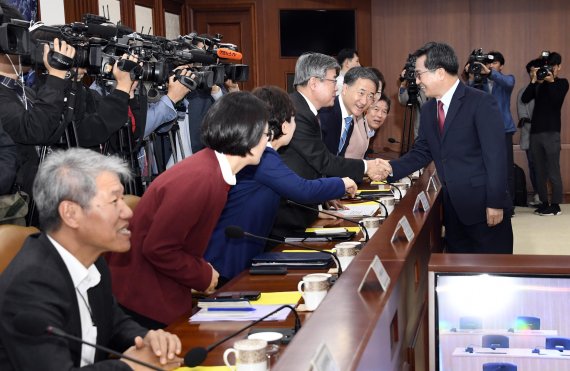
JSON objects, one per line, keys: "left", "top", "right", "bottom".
{"left": 279, "top": 10, "right": 356, "bottom": 57}
{"left": 429, "top": 272, "right": 570, "bottom": 371}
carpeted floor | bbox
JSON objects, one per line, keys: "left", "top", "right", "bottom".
{"left": 512, "top": 204, "right": 570, "bottom": 255}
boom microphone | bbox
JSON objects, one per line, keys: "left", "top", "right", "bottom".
{"left": 14, "top": 313, "right": 165, "bottom": 371}
{"left": 286, "top": 200, "right": 370, "bottom": 242}
{"left": 184, "top": 304, "right": 301, "bottom": 367}
{"left": 224, "top": 225, "right": 343, "bottom": 276}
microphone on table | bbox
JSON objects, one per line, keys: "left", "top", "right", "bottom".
{"left": 184, "top": 304, "right": 301, "bottom": 367}
{"left": 225, "top": 225, "right": 343, "bottom": 276}
{"left": 14, "top": 313, "right": 165, "bottom": 371}
{"left": 355, "top": 194, "right": 390, "bottom": 217}
{"left": 286, "top": 199, "right": 369, "bottom": 242}
{"left": 388, "top": 183, "right": 403, "bottom": 200}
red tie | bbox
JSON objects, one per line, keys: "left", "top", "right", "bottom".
{"left": 437, "top": 100, "right": 445, "bottom": 134}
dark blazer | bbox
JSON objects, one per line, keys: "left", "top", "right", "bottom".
{"left": 390, "top": 81, "right": 511, "bottom": 226}
{"left": 318, "top": 96, "right": 354, "bottom": 156}
{"left": 0, "top": 233, "right": 147, "bottom": 370}
{"left": 272, "top": 91, "right": 365, "bottom": 234}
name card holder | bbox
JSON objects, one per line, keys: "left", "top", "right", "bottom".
{"left": 390, "top": 216, "right": 415, "bottom": 243}
{"left": 413, "top": 191, "right": 431, "bottom": 212}
{"left": 358, "top": 255, "right": 390, "bottom": 292}
{"left": 310, "top": 342, "right": 339, "bottom": 371}
{"left": 426, "top": 172, "right": 441, "bottom": 193}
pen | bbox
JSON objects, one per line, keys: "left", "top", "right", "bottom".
{"left": 206, "top": 307, "right": 256, "bottom": 312}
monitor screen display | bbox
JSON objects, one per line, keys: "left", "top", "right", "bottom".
{"left": 430, "top": 272, "right": 570, "bottom": 371}
{"left": 279, "top": 10, "right": 356, "bottom": 57}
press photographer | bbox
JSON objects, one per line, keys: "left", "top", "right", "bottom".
{"left": 465, "top": 49, "right": 516, "bottom": 217}
{"left": 521, "top": 51, "right": 569, "bottom": 216}
{"left": 0, "top": 2, "right": 76, "bottom": 202}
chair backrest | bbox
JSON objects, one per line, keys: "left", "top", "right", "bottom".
{"left": 545, "top": 337, "right": 570, "bottom": 350}
{"left": 482, "top": 362, "right": 517, "bottom": 371}
{"left": 459, "top": 316, "right": 483, "bottom": 330}
{"left": 123, "top": 194, "right": 141, "bottom": 213}
{"left": 482, "top": 334, "right": 510, "bottom": 349}
{"left": 0, "top": 224, "right": 39, "bottom": 273}
{"left": 515, "top": 316, "right": 540, "bottom": 330}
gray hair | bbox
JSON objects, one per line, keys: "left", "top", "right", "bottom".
{"left": 344, "top": 66, "right": 380, "bottom": 92}
{"left": 293, "top": 52, "right": 340, "bottom": 87}
{"left": 33, "top": 148, "right": 132, "bottom": 232}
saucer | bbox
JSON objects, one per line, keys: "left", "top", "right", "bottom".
{"left": 248, "top": 331, "right": 284, "bottom": 343}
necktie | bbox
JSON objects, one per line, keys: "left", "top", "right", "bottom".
{"left": 437, "top": 100, "right": 445, "bottom": 134}
{"left": 338, "top": 116, "right": 353, "bottom": 154}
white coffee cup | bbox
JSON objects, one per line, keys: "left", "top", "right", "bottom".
{"left": 223, "top": 338, "right": 268, "bottom": 371}
{"left": 379, "top": 196, "right": 395, "bottom": 216}
{"left": 361, "top": 216, "right": 382, "bottom": 237}
{"left": 297, "top": 273, "right": 330, "bottom": 311}
{"left": 334, "top": 242, "right": 358, "bottom": 271}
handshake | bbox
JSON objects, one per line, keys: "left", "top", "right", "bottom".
{"left": 365, "top": 158, "right": 393, "bottom": 181}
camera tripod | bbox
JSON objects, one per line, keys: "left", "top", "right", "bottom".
{"left": 400, "top": 101, "right": 418, "bottom": 155}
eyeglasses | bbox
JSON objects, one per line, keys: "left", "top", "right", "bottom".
{"left": 414, "top": 69, "right": 437, "bottom": 78}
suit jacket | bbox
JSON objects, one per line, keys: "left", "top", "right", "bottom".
{"left": 390, "top": 82, "right": 511, "bottom": 226}
{"left": 0, "top": 233, "right": 147, "bottom": 370}
{"left": 318, "top": 96, "right": 354, "bottom": 156}
{"left": 272, "top": 91, "right": 365, "bottom": 234}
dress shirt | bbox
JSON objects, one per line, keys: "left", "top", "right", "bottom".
{"left": 439, "top": 79, "right": 460, "bottom": 116}
{"left": 47, "top": 235, "right": 101, "bottom": 367}
{"left": 338, "top": 93, "right": 354, "bottom": 144}
{"left": 215, "top": 150, "right": 237, "bottom": 185}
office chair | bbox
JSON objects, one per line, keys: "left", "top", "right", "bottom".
{"left": 515, "top": 316, "right": 540, "bottom": 330}
{"left": 0, "top": 224, "right": 39, "bottom": 273}
{"left": 545, "top": 337, "right": 570, "bottom": 351}
{"left": 123, "top": 194, "right": 141, "bottom": 213}
{"left": 482, "top": 362, "right": 517, "bottom": 371}
{"left": 459, "top": 316, "right": 483, "bottom": 330}
{"left": 482, "top": 334, "right": 509, "bottom": 350}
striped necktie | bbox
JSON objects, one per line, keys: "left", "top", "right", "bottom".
{"left": 338, "top": 116, "right": 353, "bottom": 154}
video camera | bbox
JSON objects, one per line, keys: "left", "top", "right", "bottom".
{"left": 0, "top": 6, "right": 29, "bottom": 55}
{"left": 401, "top": 54, "right": 419, "bottom": 105}
{"left": 536, "top": 51, "right": 553, "bottom": 81}
{"left": 468, "top": 48, "right": 494, "bottom": 85}
{"left": 27, "top": 14, "right": 249, "bottom": 94}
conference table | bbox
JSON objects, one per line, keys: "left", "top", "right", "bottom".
{"left": 439, "top": 330, "right": 558, "bottom": 371}
{"left": 166, "top": 165, "right": 443, "bottom": 370}
{"left": 451, "top": 347, "right": 570, "bottom": 371}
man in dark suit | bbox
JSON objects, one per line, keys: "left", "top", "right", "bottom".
{"left": 319, "top": 67, "right": 379, "bottom": 156}
{"left": 0, "top": 148, "right": 182, "bottom": 370}
{"left": 272, "top": 53, "right": 391, "bottom": 235}
{"left": 387, "top": 42, "right": 513, "bottom": 254}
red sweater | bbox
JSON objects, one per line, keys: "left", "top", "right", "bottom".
{"left": 108, "top": 148, "right": 231, "bottom": 324}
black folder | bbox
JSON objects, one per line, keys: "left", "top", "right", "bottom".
{"left": 251, "top": 252, "right": 333, "bottom": 269}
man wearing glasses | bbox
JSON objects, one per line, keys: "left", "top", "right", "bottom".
{"left": 272, "top": 53, "right": 391, "bottom": 237}
{"left": 319, "top": 66, "right": 380, "bottom": 157}
{"left": 386, "top": 42, "right": 513, "bottom": 254}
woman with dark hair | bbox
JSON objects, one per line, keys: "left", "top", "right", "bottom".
{"left": 108, "top": 91, "right": 270, "bottom": 329}
{"left": 205, "top": 86, "right": 357, "bottom": 284}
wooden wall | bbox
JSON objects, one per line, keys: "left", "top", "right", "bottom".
{"left": 370, "top": 0, "right": 570, "bottom": 196}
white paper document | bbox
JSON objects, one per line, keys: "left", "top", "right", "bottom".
{"left": 189, "top": 304, "right": 291, "bottom": 323}
{"left": 335, "top": 203, "right": 379, "bottom": 217}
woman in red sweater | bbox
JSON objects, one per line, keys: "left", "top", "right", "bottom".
{"left": 108, "top": 92, "right": 270, "bottom": 328}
